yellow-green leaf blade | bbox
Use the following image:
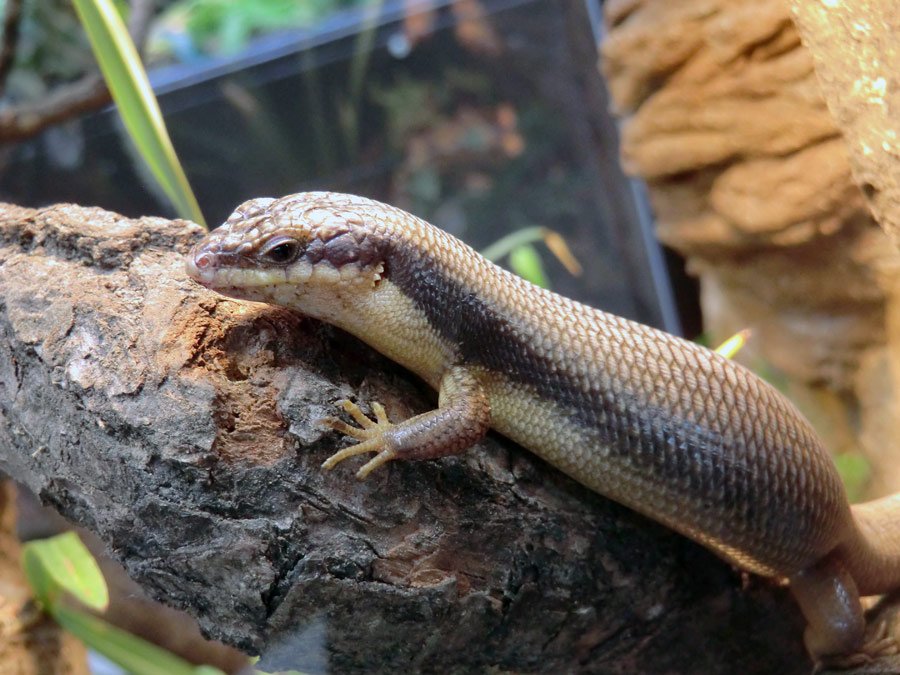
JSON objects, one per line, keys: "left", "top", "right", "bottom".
{"left": 481, "top": 226, "right": 580, "bottom": 285}
{"left": 714, "top": 329, "right": 751, "bottom": 359}
{"left": 22, "top": 532, "right": 108, "bottom": 612}
{"left": 481, "top": 226, "right": 547, "bottom": 262}
{"left": 72, "top": 0, "right": 205, "bottom": 226}
{"left": 509, "top": 243, "right": 548, "bottom": 288}
{"left": 54, "top": 605, "right": 226, "bottom": 675}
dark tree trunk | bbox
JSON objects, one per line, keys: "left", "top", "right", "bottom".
{"left": 0, "top": 201, "right": 811, "bottom": 673}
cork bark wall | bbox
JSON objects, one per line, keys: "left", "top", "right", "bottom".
{"left": 787, "top": 0, "right": 900, "bottom": 508}
{"left": 601, "top": 0, "right": 900, "bottom": 496}
{"left": 790, "top": 0, "right": 900, "bottom": 253}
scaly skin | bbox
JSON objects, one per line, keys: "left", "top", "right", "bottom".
{"left": 186, "top": 192, "right": 900, "bottom": 664}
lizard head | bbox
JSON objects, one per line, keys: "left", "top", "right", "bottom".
{"left": 185, "top": 192, "right": 389, "bottom": 318}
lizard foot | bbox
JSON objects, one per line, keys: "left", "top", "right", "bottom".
{"left": 814, "top": 620, "right": 900, "bottom": 673}
{"left": 318, "top": 399, "right": 397, "bottom": 479}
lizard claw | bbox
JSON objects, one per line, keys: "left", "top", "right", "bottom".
{"left": 318, "top": 400, "right": 397, "bottom": 479}
{"left": 813, "top": 619, "right": 900, "bottom": 672}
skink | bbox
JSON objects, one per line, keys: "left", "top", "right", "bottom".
{"left": 185, "top": 191, "right": 900, "bottom": 665}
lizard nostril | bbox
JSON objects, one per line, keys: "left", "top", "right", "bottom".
{"left": 186, "top": 250, "right": 218, "bottom": 284}
{"left": 196, "top": 253, "right": 213, "bottom": 269}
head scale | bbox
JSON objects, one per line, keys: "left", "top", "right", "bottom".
{"left": 185, "top": 192, "right": 388, "bottom": 311}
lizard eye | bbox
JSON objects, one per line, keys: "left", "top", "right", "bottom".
{"left": 261, "top": 237, "right": 302, "bottom": 265}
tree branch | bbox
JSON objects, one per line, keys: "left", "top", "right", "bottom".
{"left": 0, "top": 0, "right": 156, "bottom": 143}
{"left": 0, "top": 201, "right": 811, "bottom": 673}
{"left": 0, "top": 75, "right": 109, "bottom": 143}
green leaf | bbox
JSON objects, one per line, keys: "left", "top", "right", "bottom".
{"left": 22, "top": 532, "right": 108, "bottom": 612}
{"left": 72, "top": 0, "right": 206, "bottom": 226}
{"left": 24, "top": 533, "right": 230, "bottom": 674}
{"left": 834, "top": 453, "right": 871, "bottom": 504}
{"left": 53, "top": 605, "right": 226, "bottom": 675}
{"left": 480, "top": 226, "right": 547, "bottom": 262}
{"left": 508, "top": 243, "right": 548, "bottom": 288}
{"left": 713, "top": 329, "right": 751, "bottom": 359}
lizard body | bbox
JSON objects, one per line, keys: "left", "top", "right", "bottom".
{"left": 186, "top": 191, "right": 900, "bottom": 664}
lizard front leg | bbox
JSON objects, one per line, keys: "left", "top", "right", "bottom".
{"left": 319, "top": 365, "right": 491, "bottom": 479}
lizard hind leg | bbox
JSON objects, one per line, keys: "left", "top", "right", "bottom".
{"left": 789, "top": 553, "right": 897, "bottom": 669}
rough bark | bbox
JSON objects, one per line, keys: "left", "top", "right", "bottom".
{"left": 787, "top": 0, "right": 900, "bottom": 517}
{"left": 789, "top": 0, "right": 900, "bottom": 254}
{"left": 0, "top": 202, "right": 813, "bottom": 673}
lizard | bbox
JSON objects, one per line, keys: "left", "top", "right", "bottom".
{"left": 185, "top": 191, "right": 900, "bottom": 666}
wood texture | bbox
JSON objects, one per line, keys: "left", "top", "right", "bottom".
{"left": 601, "top": 0, "right": 900, "bottom": 499}
{"left": 790, "top": 0, "right": 900, "bottom": 254}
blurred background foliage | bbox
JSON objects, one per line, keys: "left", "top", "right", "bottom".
{"left": 1, "top": 0, "right": 670, "bottom": 327}
{"left": 149, "top": 0, "right": 371, "bottom": 59}
{"left": 1, "top": 0, "right": 96, "bottom": 99}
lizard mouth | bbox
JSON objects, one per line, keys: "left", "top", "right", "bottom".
{"left": 185, "top": 242, "right": 273, "bottom": 290}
